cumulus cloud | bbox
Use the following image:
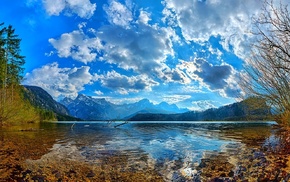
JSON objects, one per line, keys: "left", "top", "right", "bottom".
{"left": 48, "top": 26, "right": 102, "bottom": 64}
{"left": 162, "top": 68, "right": 191, "bottom": 84}
{"left": 48, "top": 2, "right": 185, "bottom": 84}
{"left": 43, "top": 0, "right": 65, "bottom": 16}
{"left": 43, "top": 0, "right": 96, "bottom": 19}
{"left": 138, "top": 10, "right": 151, "bottom": 25}
{"left": 97, "top": 23, "right": 179, "bottom": 81}
{"left": 23, "top": 62, "right": 93, "bottom": 99}
{"left": 162, "top": 0, "right": 262, "bottom": 58}
{"left": 194, "top": 58, "right": 232, "bottom": 90}
{"left": 95, "top": 71, "right": 159, "bottom": 95}
{"left": 103, "top": 0, "right": 133, "bottom": 28}
{"left": 178, "top": 58, "right": 241, "bottom": 98}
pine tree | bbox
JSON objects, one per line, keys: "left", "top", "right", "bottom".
{"left": 0, "top": 23, "right": 29, "bottom": 126}
{"left": 5, "top": 25, "right": 25, "bottom": 101}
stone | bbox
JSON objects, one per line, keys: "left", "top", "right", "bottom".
{"left": 228, "top": 170, "right": 234, "bottom": 177}
{"left": 86, "top": 171, "right": 95, "bottom": 178}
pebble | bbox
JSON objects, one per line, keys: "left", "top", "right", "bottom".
{"left": 86, "top": 171, "right": 95, "bottom": 178}
{"left": 228, "top": 170, "right": 234, "bottom": 177}
{"left": 32, "top": 175, "right": 45, "bottom": 182}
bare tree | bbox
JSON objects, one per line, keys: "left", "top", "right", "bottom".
{"left": 241, "top": 0, "right": 290, "bottom": 125}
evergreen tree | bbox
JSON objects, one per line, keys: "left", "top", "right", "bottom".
{"left": 0, "top": 23, "right": 37, "bottom": 126}
{"left": 5, "top": 25, "right": 25, "bottom": 87}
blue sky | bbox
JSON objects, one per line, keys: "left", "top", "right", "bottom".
{"left": 1, "top": 0, "right": 282, "bottom": 110}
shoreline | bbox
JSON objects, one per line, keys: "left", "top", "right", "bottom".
{"left": 197, "top": 126, "right": 290, "bottom": 181}
{"left": 0, "top": 124, "right": 289, "bottom": 181}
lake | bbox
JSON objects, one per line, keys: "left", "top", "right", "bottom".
{"left": 1, "top": 121, "right": 289, "bottom": 181}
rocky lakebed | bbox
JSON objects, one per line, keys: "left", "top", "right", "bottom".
{"left": 0, "top": 122, "right": 289, "bottom": 182}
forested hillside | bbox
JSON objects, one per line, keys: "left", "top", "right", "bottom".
{"left": 23, "top": 85, "right": 81, "bottom": 121}
{"left": 129, "top": 97, "right": 272, "bottom": 121}
{"left": 0, "top": 23, "right": 71, "bottom": 126}
{"left": 0, "top": 23, "right": 41, "bottom": 126}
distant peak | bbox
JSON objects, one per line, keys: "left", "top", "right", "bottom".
{"left": 136, "top": 99, "right": 152, "bottom": 105}
{"left": 76, "top": 93, "right": 88, "bottom": 98}
{"left": 158, "top": 101, "right": 170, "bottom": 106}
{"left": 139, "top": 98, "right": 150, "bottom": 103}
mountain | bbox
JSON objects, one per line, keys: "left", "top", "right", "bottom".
{"left": 128, "top": 97, "right": 273, "bottom": 121}
{"left": 61, "top": 94, "right": 115, "bottom": 120}
{"left": 60, "top": 95, "right": 188, "bottom": 120}
{"left": 23, "top": 85, "right": 80, "bottom": 121}
{"left": 22, "top": 86, "right": 271, "bottom": 122}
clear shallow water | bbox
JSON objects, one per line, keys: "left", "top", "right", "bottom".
{"left": 0, "top": 121, "right": 279, "bottom": 181}
{"left": 66, "top": 121, "right": 275, "bottom": 153}
{"left": 49, "top": 121, "right": 277, "bottom": 167}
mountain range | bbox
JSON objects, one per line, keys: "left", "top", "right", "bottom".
{"left": 129, "top": 97, "right": 272, "bottom": 121}
{"left": 23, "top": 85, "right": 272, "bottom": 121}
{"left": 60, "top": 94, "right": 188, "bottom": 120}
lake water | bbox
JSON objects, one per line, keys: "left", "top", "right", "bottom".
{"left": 0, "top": 121, "right": 282, "bottom": 181}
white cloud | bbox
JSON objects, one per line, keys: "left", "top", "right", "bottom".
{"left": 103, "top": 0, "right": 133, "bottom": 28}
{"left": 162, "top": 0, "right": 262, "bottom": 58}
{"left": 94, "top": 90, "right": 104, "bottom": 95}
{"left": 23, "top": 62, "right": 93, "bottom": 99}
{"left": 208, "top": 45, "right": 222, "bottom": 59}
{"left": 48, "top": 26, "right": 102, "bottom": 64}
{"left": 48, "top": 2, "right": 187, "bottom": 85}
{"left": 93, "top": 96, "right": 143, "bottom": 105}
{"left": 177, "top": 58, "right": 241, "bottom": 98}
{"left": 43, "top": 0, "right": 65, "bottom": 16}
{"left": 97, "top": 23, "right": 178, "bottom": 81}
{"left": 138, "top": 10, "right": 151, "bottom": 25}
{"left": 181, "top": 85, "right": 205, "bottom": 94}
{"left": 95, "top": 71, "right": 159, "bottom": 94}
{"left": 190, "top": 100, "right": 218, "bottom": 111}
{"left": 162, "top": 68, "right": 191, "bottom": 84}
{"left": 43, "top": 0, "right": 96, "bottom": 19}
{"left": 162, "top": 95, "right": 192, "bottom": 104}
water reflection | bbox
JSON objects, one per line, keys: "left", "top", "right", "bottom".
{"left": 0, "top": 121, "right": 279, "bottom": 181}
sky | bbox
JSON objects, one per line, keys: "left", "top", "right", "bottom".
{"left": 1, "top": 0, "right": 286, "bottom": 110}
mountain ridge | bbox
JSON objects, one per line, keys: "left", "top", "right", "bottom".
{"left": 23, "top": 85, "right": 81, "bottom": 121}
{"left": 22, "top": 85, "right": 272, "bottom": 122}
{"left": 128, "top": 97, "right": 273, "bottom": 121}
{"left": 60, "top": 94, "right": 188, "bottom": 120}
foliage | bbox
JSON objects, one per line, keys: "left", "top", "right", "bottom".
{"left": 241, "top": 1, "right": 290, "bottom": 125}
{"left": 0, "top": 87, "right": 40, "bottom": 126}
{"left": 0, "top": 23, "right": 48, "bottom": 126}
{"left": 23, "top": 85, "right": 80, "bottom": 121}
{"left": 37, "top": 109, "right": 56, "bottom": 121}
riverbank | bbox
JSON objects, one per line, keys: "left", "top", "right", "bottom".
{"left": 0, "top": 124, "right": 289, "bottom": 181}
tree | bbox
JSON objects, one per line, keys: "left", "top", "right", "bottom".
{"left": 0, "top": 23, "right": 7, "bottom": 106}
{"left": 5, "top": 25, "right": 25, "bottom": 86}
{"left": 0, "top": 23, "right": 31, "bottom": 126}
{"left": 0, "top": 24, "right": 25, "bottom": 89}
{"left": 241, "top": 1, "right": 290, "bottom": 125}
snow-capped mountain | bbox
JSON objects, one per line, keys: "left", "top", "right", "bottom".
{"left": 60, "top": 94, "right": 188, "bottom": 120}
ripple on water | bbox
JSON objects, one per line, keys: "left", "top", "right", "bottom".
{"left": 1, "top": 121, "right": 286, "bottom": 181}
